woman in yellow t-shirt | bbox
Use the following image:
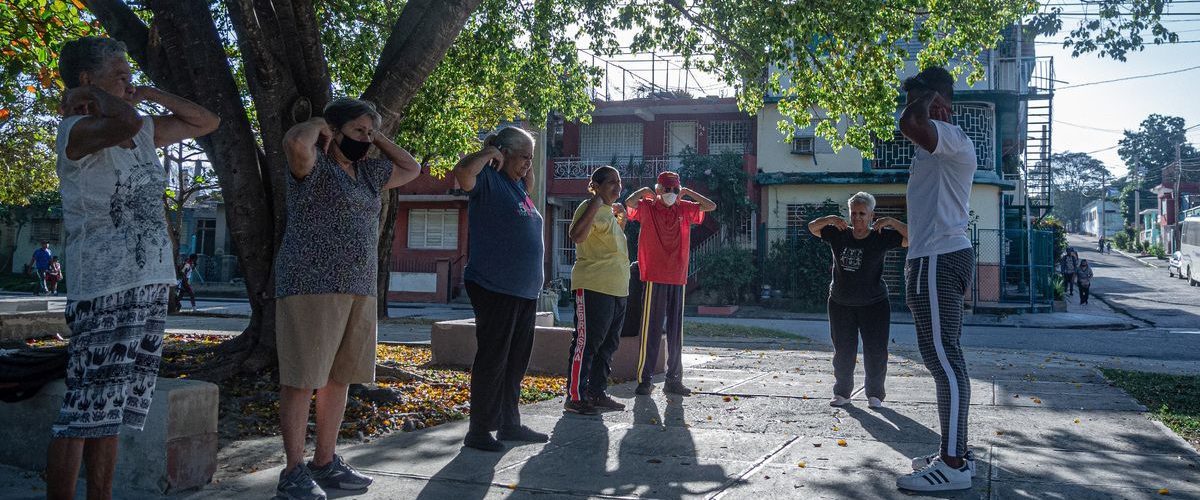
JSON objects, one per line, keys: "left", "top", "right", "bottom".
{"left": 563, "top": 165, "right": 631, "bottom": 415}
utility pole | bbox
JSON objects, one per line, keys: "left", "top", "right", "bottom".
{"left": 1175, "top": 143, "right": 1183, "bottom": 252}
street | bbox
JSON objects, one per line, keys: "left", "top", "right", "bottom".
{"left": 1065, "top": 233, "right": 1200, "bottom": 330}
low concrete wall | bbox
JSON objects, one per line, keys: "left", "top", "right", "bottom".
{"left": 0, "top": 298, "right": 68, "bottom": 341}
{"left": 0, "top": 377, "right": 218, "bottom": 494}
{"left": 430, "top": 312, "right": 665, "bottom": 381}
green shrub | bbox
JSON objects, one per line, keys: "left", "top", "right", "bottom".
{"left": 1112, "top": 231, "right": 1131, "bottom": 251}
{"left": 1150, "top": 244, "right": 1167, "bottom": 259}
{"left": 696, "top": 247, "right": 757, "bottom": 304}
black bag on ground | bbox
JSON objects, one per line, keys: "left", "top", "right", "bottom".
{"left": 0, "top": 345, "right": 68, "bottom": 403}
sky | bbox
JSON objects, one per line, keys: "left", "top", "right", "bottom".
{"left": 1043, "top": 29, "right": 1200, "bottom": 178}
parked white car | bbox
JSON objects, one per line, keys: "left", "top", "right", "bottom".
{"left": 1168, "top": 251, "right": 1184, "bottom": 279}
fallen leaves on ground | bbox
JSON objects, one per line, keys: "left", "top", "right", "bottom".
{"left": 157, "top": 335, "right": 565, "bottom": 440}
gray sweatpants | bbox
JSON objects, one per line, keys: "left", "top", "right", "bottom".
{"left": 905, "top": 248, "right": 974, "bottom": 458}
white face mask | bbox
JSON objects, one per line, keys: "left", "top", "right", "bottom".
{"left": 661, "top": 193, "right": 678, "bottom": 206}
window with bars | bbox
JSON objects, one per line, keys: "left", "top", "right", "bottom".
{"left": 407, "top": 209, "right": 459, "bottom": 249}
{"left": 871, "top": 103, "right": 995, "bottom": 171}
{"left": 579, "top": 122, "right": 644, "bottom": 159}
{"left": 708, "top": 120, "right": 751, "bottom": 154}
{"left": 31, "top": 218, "right": 60, "bottom": 243}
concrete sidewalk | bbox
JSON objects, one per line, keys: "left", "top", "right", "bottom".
{"left": 1, "top": 337, "right": 1197, "bottom": 498}
{"left": 162, "top": 340, "right": 1194, "bottom": 498}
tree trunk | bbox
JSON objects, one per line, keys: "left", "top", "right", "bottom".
{"left": 377, "top": 188, "right": 401, "bottom": 318}
{"left": 87, "top": 0, "right": 482, "bottom": 380}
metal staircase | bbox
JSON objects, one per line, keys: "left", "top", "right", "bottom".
{"left": 1023, "top": 57, "right": 1055, "bottom": 221}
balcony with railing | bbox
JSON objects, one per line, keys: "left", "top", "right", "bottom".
{"left": 551, "top": 155, "right": 679, "bottom": 180}
{"left": 989, "top": 56, "right": 1055, "bottom": 96}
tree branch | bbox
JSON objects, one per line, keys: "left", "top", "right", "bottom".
{"left": 362, "top": 0, "right": 483, "bottom": 132}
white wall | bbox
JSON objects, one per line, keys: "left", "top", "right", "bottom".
{"left": 756, "top": 104, "right": 866, "bottom": 174}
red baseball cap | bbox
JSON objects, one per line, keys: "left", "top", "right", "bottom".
{"left": 657, "top": 171, "right": 681, "bottom": 188}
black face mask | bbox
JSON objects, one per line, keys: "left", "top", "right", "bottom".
{"left": 338, "top": 135, "right": 372, "bottom": 162}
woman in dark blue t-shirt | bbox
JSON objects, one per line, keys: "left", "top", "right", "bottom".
{"left": 452, "top": 126, "right": 548, "bottom": 452}
{"left": 808, "top": 192, "right": 908, "bottom": 409}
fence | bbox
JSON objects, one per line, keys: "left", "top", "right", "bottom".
{"left": 747, "top": 225, "right": 1055, "bottom": 312}
{"left": 972, "top": 228, "right": 1056, "bottom": 307}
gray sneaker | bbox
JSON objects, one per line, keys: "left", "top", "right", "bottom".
{"left": 308, "top": 454, "right": 373, "bottom": 491}
{"left": 275, "top": 464, "right": 326, "bottom": 500}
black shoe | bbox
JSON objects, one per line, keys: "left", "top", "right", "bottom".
{"left": 635, "top": 381, "right": 654, "bottom": 395}
{"left": 664, "top": 382, "right": 692, "bottom": 396}
{"left": 463, "top": 431, "right": 504, "bottom": 452}
{"left": 563, "top": 399, "right": 599, "bottom": 415}
{"left": 498, "top": 425, "right": 549, "bottom": 443}
{"left": 590, "top": 393, "right": 626, "bottom": 411}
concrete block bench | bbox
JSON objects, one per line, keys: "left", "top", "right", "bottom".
{"left": 0, "top": 377, "right": 218, "bottom": 494}
{"left": 0, "top": 297, "right": 69, "bottom": 342}
{"left": 430, "top": 312, "right": 665, "bottom": 381}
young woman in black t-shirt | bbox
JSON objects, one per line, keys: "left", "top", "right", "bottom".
{"left": 808, "top": 192, "right": 908, "bottom": 409}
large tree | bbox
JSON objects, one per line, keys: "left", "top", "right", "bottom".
{"left": 0, "top": 0, "right": 1186, "bottom": 380}
{"left": 1049, "top": 152, "right": 1112, "bottom": 230}
{"left": 1118, "top": 114, "right": 1197, "bottom": 191}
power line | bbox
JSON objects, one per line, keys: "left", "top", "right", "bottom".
{"left": 1057, "top": 64, "right": 1200, "bottom": 89}
{"left": 1055, "top": 120, "right": 1127, "bottom": 133}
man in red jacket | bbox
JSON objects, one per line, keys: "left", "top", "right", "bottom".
{"left": 624, "top": 171, "right": 715, "bottom": 396}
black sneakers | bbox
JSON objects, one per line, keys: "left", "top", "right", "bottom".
{"left": 663, "top": 381, "right": 692, "bottom": 396}
{"left": 635, "top": 381, "right": 655, "bottom": 395}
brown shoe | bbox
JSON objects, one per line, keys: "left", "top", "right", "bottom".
{"left": 563, "top": 399, "right": 599, "bottom": 415}
{"left": 590, "top": 393, "right": 626, "bottom": 411}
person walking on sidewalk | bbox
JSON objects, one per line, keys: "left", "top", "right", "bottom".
{"left": 46, "top": 36, "right": 220, "bottom": 500}
{"left": 625, "top": 171, "right": 716, "bottom": 397}
{"left": 44, "top": 256, "right": 63, "bottom": 296}
{"left": 1059, "top": 248, "right": 1079, "bottom": 296}
{"left": 29, "top": 240, "right": 53, "bottom": 295}
{"left": 563, "top": 166, "right": 631, "bottom": 415}
{"left": 1077, "top": 259, "right": 1094, "bottom": 305}
{"left": 178, "top": 253, "right": 198, "bottom": 311}
{"left": 454, "top": 126, "right": 550, "bottom": 452}
{"left": 894, "top": 66, "right": 979, "bottom": 492}
{"left": 273, "top": 98, "right": 422, "bottom": 499}
{"left": 808, "top": 192, "right": 907, "bottom": 410}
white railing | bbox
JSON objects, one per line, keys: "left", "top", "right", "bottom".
{"left": 990, "top": 56, "right": 1055, "bottom": 95}
{"left": 552, "top": 155, "right": 676, "bottom": 180}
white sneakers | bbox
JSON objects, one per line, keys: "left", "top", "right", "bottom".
{"left": 828, "top": 395, "right": 886, "bottom": 408}
{"left": 897, "top": 456, "right": 973, "bottom": 491}
{"left": 910, "top": 449, "right": 976, "bottom": 477}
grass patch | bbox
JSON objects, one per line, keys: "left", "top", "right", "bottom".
{"left": 1101, "top": 368, "right": 1200, "bottom": 448}
{"left": 0, "top": 273, "right": 65, "bottom": 293}
{"left": 684, "top": 321, "right": 801, "bottom": 340}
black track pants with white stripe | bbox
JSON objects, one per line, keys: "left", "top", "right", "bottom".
{"left": 566, "top": 289, "right": 628, "bottom": 402}
{"left": 905, "top": 248, "right": 974, "bottom": 458}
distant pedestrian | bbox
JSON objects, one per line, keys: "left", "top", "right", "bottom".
{"left": 1077, "top": 260, "right": 1094, "bottom": 305}
{"left": 28, "top": 240, "right": 53, "bottom": 295}
{"left": 626, "top": 171, "right": 716, "bottom": 397}
{"left": 895, "top": 66, "right": 978, "bottom": 492}
{"left": 178, "top": 253, "right": 197, "bottom": 311}
{"left": 809, "top": 192, "right": 907, "bottom": 409}
{"left": 44, "top": 256, "right": 63, "bottom": 296}
{"left": 563, "top": 165, "right": 630, "bottom": 416}
{"left": 453, "top": 126, "right": 549, "bottom": 452}
{"left": 1059, "top": 248, "right": 1079, "bottom": 296}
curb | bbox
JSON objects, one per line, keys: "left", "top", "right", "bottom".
{"left": 1110, "top": 248, "right": 1161, "bottom": 269}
